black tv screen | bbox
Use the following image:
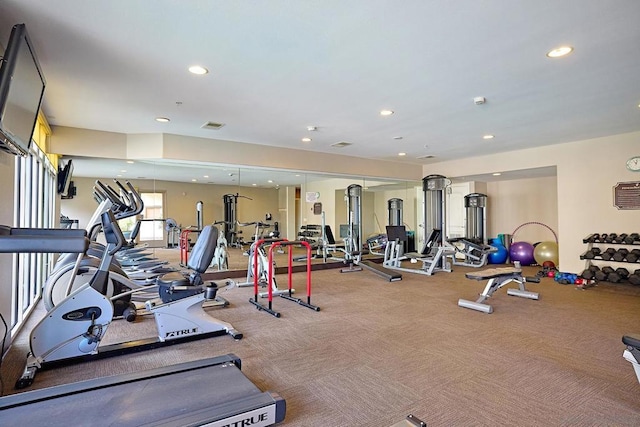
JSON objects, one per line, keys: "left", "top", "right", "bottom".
{"left": 57, "top": 159, "right": 73, "bottom": 195}
{"left": 0, "top": 23, "right": 46, "bottom": 156}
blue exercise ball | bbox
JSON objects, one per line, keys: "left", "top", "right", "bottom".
{"left": 488, "top": 238, "right": 508, "bottom": 264}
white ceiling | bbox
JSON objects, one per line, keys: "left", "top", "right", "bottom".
{"left": 1, "top": 1, "right": 639, "bottom": 185}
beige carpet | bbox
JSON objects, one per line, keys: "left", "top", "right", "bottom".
{"left": 1, "top": 262, "right": 640, "bottom": 426}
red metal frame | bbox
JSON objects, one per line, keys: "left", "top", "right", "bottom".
{"left": 180, "top": 229, "right": 199, "bottom": 266}
{"left": 250, "top": 239, "right": 319, "bottom": 317}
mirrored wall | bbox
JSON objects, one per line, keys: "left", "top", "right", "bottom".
{"left": 59, "top": 156, "right": 422, "bottom": 272}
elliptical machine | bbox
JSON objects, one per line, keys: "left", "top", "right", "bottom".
{"left": 17, "top": 210, "right": 241, "bottom": 389}
{"left": 43, "top": 180, "right": 170, "bottom": 318}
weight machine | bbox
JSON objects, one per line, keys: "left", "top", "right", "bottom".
{"left": 449, "top": 193, "right": 496, "bottom": 268}
{"left": 384, "top": 175, "right": 454, "bottom": 276}
{"left": 339, "top": 184, "right": 401, "bottom": 281}
{"left": 223, "top": 193, "right": 252, "bottom": 248}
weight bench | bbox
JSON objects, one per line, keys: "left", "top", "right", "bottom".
{"left": 458, "top": 267, "right": 540, "bottom": 313}
{"left": 449, "top": 237, "right": 497, "bottom": 268}
{"left": 623, "top": 335, "right": 640, "bottom": 385}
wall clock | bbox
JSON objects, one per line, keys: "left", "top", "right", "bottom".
{"left": 627, "top": 156, "right": 640, "bottom": 172}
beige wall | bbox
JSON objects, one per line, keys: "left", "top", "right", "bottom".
{"left": 51, "top": 127, "right": 423, "bottom": 181}
{"left": 424, "top": 131, "right": 640, "bottom": 272}
{"left": 486, "top": 176, "right": 559, "bottom": 244}
{"left": 301, "top": 177, "right": 362, "bottom": 234}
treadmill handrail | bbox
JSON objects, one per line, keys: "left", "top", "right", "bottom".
{"left": 0, "top": 227, "right": 89, "bottom": 253}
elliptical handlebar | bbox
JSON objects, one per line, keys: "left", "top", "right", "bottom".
{"left": 94, "top": 180, "right": 144, "bottom": 220}
{"left": 114, "top": 180, "right": 144, "bottom": 217}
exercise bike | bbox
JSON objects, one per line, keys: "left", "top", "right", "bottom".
{"left": 210, "top": 220, "right": 230, "bottom": 271}
{"left": 237, "top": 221, "right": 293, "bottom": 297}
{"left": 17, "top": 210, "right": 241, "bottom": 389}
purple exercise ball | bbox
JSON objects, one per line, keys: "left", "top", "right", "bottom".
{"left": 509, "top": 241, "right": 535, "bottom": 266}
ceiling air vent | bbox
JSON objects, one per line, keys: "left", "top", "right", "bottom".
{"left": 201, "top": 121, "right": 225, "bottom": 130}
{"left": 331, "top": 141, "right": 352, "bottom": 148}
{"left": 416, "top": 154, "right": 435, "bottom": 159}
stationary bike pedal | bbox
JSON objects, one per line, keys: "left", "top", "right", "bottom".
{"left": 204, "top": 283, "right": 219, "bottom": 300}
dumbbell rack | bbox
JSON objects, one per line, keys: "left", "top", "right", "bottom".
{"left": 580, "top": 233, "right": 640, "bottom": 285}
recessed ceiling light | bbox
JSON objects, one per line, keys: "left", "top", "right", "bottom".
{"left": 120, "top": 169, "right": 127, "bottom": 173}
{"left": 295, "top": 174, "right": 301, "bottom": 177}
{"left": 267, "top": 180, "right": 273, "bottom": 183}
{"left": 155, "top": 117, "right": 170, "bottom": 122}
{"left": 126, "top": 160, "right": 135, "bottom": 164}
{"left": 252, "top": 183, "right": 257, "bottom": 186}
{"left": 483, "top": 134, "right": 495, "bottom": 140}
{"left": 380, "top": 109, "right": 394, "bottom": 116}
{"left": 191, "top": 179, "right": 197, "bottom": 182}
{"left": 493, "top": 172, "right": 501, "bottom": 176}
{"left": 398, "top": 152, "right": 406, "bottom": 156}
{"left": 307, "top": 126, "right": 317, "bottom": 131}
{"left": 203, "top": 175, "right": 209, "bottom": 178}
{"left": 301, "top": 137, "right": 312, "bottom": 142}
{"left": 546, "top": 46, "right": 573, "bottom": 58}
{"left": 188, "top": 65, "right": 209, "bottom": 75}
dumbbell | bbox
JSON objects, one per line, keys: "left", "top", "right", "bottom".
{"left": 613, "top": 233, "right": 629, "bottom": 244}
{"left": 624, "top": 233, "right": 640, "bottom": 244}
{"left": 604, "top": 233, "right": 618, "bottom": 243}
{"left": 583, "top": 248, "right": 602, "bottom": 259}
{"left": 629, "top": 269, "right": 640, "bottom": 286}
{"left": 581, "top": 265, "right": 600, "bottom": 280}
{"left": 612, "top": 248, "right": 629, "bottom": 262}
{"left": 626, "top": 249, "right": 640, "bottom": 263}
{"left": 594, "top": 266, "right": 615, "bottom": 281}
{"left": 584, "top": 233, "right": 600, "bottom": 243}
{"left": 600, "top": 248, "right": 617, "bottom": 261}
{"left": 608, "top": 267, "right": 629, "bottom": 283}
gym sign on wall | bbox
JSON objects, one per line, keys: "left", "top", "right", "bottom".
{"left": 305, "top": 191, "right": 320, "bottom": 202}
{"left": 613, "top": 181, "right": 640, "bottom": 210}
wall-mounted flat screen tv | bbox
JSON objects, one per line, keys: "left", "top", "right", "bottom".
{"left": 57, "top": 159, "right": 73, "bottom": 195}
{"left": 0, "top": 23, "right": 46, "bottom": 156}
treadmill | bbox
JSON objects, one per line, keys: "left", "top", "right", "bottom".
{"left": 0, "top": 354, "right": 286, "bottom": 426}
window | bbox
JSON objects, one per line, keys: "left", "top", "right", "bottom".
{"left": 139, "top": 191, "right": 165, "bottom": 246}
{"left": 12, "top": 143, "right": 56, "bottom": 332}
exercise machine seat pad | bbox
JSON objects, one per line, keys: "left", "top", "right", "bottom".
{"left": 465, "top": 267, "right": 522, "bottom": 280}
{"left": 187, "top": 225, "right": 218, "bottom": 273}
{"left": 623, "top": 335, "right": 640, "bottom": 349}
